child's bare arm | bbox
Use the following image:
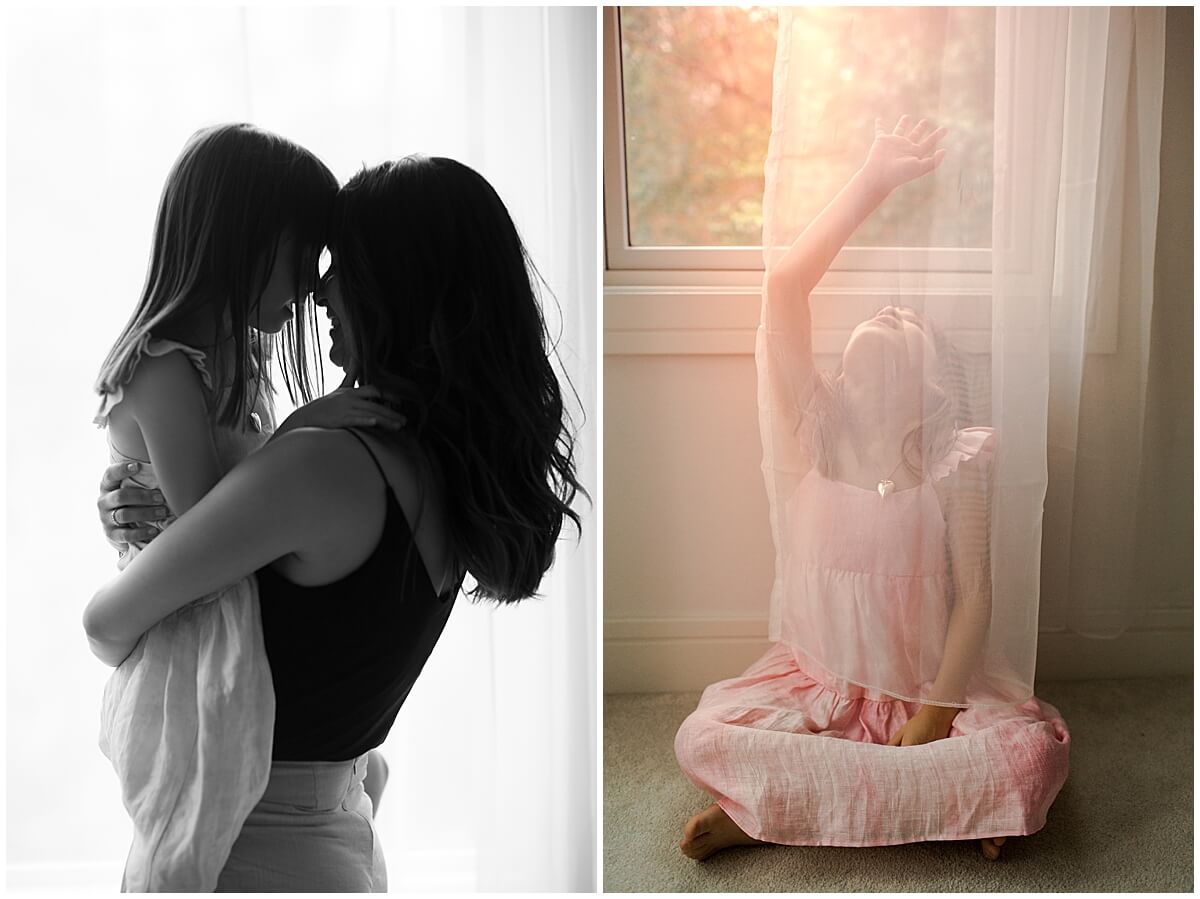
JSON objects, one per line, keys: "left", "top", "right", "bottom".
{"left": 120, "top": 350, "right": 223, "bottom": 516}
{"left": 929, "top": 447, "right": 993, "bottom": 707}
{"left": 764, "top": 116, "right": 947, "bottom": 413}
{"left": 889, "top": 450, "right": 992, "bottom": 748}
{"left": 771, "top": 117, "right": 947, "bottom": 298}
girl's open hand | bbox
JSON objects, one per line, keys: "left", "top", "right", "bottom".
{"left": 278, "top": 385, "right": 407, "bottom": 436}
{"left": 886, "top": 704, "right": 958, "bottom": 747}
{"left": 860, "top": 115, "right": 948, "bottom": 198}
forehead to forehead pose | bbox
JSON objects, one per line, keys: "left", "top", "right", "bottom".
{"left": 89, "top": 122, "right": 342, "bottom": 892}
{"left": 86, "top": 142, "right": 584, "bottom": 890}
{"left": 673, "top": 115, "right": 1069, "bottom": 863}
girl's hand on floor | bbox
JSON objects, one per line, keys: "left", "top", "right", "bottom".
{"left": 277, "top": 385, "right": 407, "bottom": 436}
{"left": 860, "top": 114, "right": 948, "bottom": 198}
{"left": 886, "top": 705, "right": 958, "bottom": 747}
{"left": 98, "top": 462, "right": 170, "bottom": 547}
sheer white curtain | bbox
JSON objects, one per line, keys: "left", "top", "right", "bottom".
{"left": 5, "top": 7, "right": 595, "bottom": 891}
{"left": 996, "top": 6, "right": 1167, "bottom": 639}
{"left": 762, "top": 5, "right": 1168, "bottom": 699}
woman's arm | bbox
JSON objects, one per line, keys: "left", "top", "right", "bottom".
{"left": 97, "top": 382, "right": 404, "bottom": 552}
{"left": 82, "top": 428, "right": 370, "bottom": 665}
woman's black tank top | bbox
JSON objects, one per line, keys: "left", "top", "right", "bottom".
{"left": 257, "top": 429, "right": 458, "bottom": 761}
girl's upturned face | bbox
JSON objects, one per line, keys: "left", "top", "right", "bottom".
{"left": 841, "top": 305, "right": 938, "bottom": 403}
{"left": 252, "top": 235, "right": 301, "bottom": 333}
{"left": 314, "top": 249, "right": 349, "bottom": 370}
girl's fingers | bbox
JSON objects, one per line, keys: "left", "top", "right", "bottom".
{"left": 359, "top": 416, "right": 403, "bottom": 430}
{"left": 909, "top": 118, "right": 930, "bottom": 142}
{"left": 918, "top": 126, "right": 949, "bottom": 155}
{"left": 892, "top": 114, "right": 911, "bottom": 136}
{"left": 922, "top": 149, "right": 946, "bottom": 173}
{"left": 357, "top": 400, "right": 406, "bottom": 424}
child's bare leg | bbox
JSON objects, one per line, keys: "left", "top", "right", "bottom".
{"left": 363, "top": 749, "right": 389, "bottom": 815}
{"left": 679, "top": 803, "right": 765, "bottom": 860}
{"left": 980, "top": 836, "right": 1007, "bottom": 860}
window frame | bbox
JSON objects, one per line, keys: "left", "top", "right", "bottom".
{"left": 603, "top": 6, "right": 1118, "bottom": 356}
{"left": 603, "top": 6, "right": 993, "bottom": 276}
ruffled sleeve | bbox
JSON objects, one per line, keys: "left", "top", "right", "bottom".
{"left": 93, "top": 335, "right": 212, "bottom": 428}
{"left": 930, "top": 426, "right": 995, "bottom": 483}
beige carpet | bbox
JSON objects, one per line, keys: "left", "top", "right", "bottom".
{"left": 604, "top": 677, "right": 1193, "bottom": 892}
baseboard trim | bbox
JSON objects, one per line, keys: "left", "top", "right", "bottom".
{"left": 604, "top": 615, "right": 1192, "bottom": 693}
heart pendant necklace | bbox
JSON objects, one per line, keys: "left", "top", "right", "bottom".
{"left": 877, "top": 456, "right": 906, "bottom": 498}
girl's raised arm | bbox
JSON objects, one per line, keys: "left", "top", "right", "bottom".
{"left": 761, "top": 115, "right": 948, "bottom": 413}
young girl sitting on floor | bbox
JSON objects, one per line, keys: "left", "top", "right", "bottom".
{"left": 675, "top": 115, "right": 1070, "bottom": 862}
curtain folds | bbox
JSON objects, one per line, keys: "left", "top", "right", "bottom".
{"left": 1000, "top": 7, "right": 1165, "bottom": 638}
{"left": 761, "top": 4, "right": 1168, "bottom": 707}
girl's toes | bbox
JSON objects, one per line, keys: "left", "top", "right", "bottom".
{"left": 682, "top": 812, "right": 710, "bottom": 843}
{"left": 980, "top": 837, "right": 1005, "bottom": 860}
{"left": 680, "top": 833, "right": 715, "bottom": 861}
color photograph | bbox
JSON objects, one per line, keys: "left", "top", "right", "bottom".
{"left": 603, "top": 5, "right": 1192, "bottom": 892}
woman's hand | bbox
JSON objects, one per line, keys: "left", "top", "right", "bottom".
{"left": 887, "top": 704, "right": 959, "bottom": 747}
{"left": 860, "top": 115, "right": 948, "bottom": 198}
{"left": 97, "top": 462, "right": 170, "bottom": 548}
{"left": 273, "top": 385, "right": 407, "bottom": 439}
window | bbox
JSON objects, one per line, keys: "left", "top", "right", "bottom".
{"left": 605, "top": 6, "right": 996, "bottom": 275}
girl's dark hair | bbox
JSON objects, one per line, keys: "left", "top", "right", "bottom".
{"left": 330, "top": 155, "right": 584, "bottom": 604}
{"left": 96, "top": 123, "right": 337, "bottom": 426}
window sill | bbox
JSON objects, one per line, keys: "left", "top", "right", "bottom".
{"left": 605, "top": 270, "right": 995, "bottom": 356}
{"left": 604, "top": 268, "right": 1117, "bottom": 356}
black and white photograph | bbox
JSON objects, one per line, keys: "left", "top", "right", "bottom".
{"left": 7, "top": 5, "right": 596, "bottom": 892}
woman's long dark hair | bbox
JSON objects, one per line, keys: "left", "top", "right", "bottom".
{"left": 330, "top": 155, "right": 584, "bottom": 604}
{"left": 96, "top": 123, "right": 336, "bottom": 426}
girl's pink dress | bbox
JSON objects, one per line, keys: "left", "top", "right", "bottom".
{"left": 674, "top": 429, "right": 1070, "bottom": 847}
{"left": 94, "top": 335, "right": 276, "bottom": 890}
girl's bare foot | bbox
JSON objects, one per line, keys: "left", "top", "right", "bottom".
{"left": 980, "top": 836, "right": 1007, "bottom": 860}
{"left": 679, "top": 803, "right": 764, "bottom": 860}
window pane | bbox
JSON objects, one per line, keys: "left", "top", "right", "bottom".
{"left": 620, "top": 6, "right": 776, "bottom": 247}
{"left": 619, "top": 6, "right": 993, "bottom": 250}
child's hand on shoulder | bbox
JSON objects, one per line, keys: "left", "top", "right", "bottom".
{"left": 277, "top": 385, "right": 407, "bottom": 436}
{"left": 886, "top": 704, "right": 958, "bottom": 747}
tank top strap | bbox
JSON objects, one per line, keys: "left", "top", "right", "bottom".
{"left": 341, "top": 428, "right": 464, "bottom": 602}
{"left": 341, "top": 428, "right": 390, "bottom": 489}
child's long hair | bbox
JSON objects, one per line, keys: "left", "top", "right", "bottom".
{"left": 802, "top": 309, "right": 968, "bottom": 480}
{"left": 330, "top": 155, "right": 585, "bottom": 604}
{"left": 96, "top": 123, "right": 337, "bottom": 427}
